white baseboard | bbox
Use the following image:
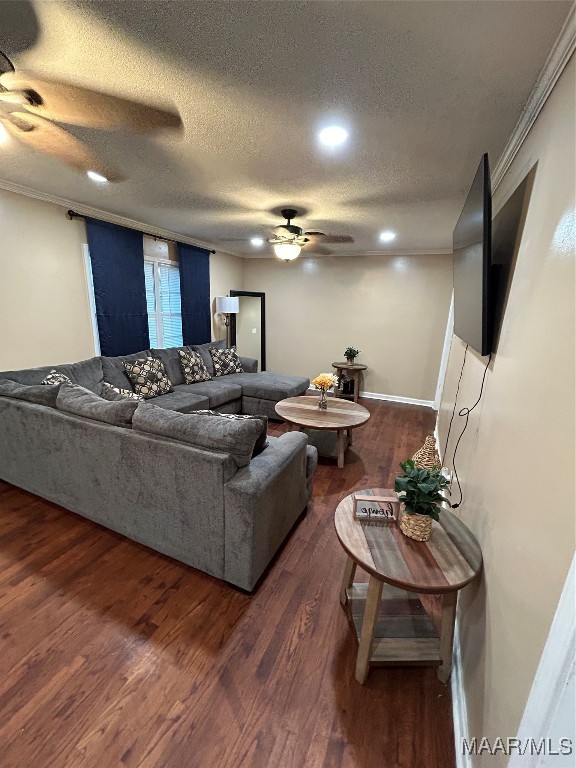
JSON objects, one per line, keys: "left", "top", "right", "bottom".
{"left": 452, "top": 617, "right": 472, "bottom": 768}
{"left": 360, "top": 390, "right": 435, "bottom": 409}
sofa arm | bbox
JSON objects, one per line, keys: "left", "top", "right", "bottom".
{"left": 223, "top": 431, "right": 309, "bottom": 590}
{"left": 239, "top": 356, "right": 258, "bottom": 373}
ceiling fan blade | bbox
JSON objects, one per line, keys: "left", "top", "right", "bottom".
{"left": 302, "top": 242, "right": 333, "bottom": 255}
{"left": 0, "top": 71, "right": 182, "bottom": 131}
{"left": 304, "top": 232, "right": 354, "bottom": 244}
{"left": 2, "top": 112, "right": 125, "bottom": 181}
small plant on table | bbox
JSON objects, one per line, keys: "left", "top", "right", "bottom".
{"left": 344, "top": 346, "right": 360, "bottom": 364}
{"left": 394, "top": 459, "right": 450, "bottom": 541}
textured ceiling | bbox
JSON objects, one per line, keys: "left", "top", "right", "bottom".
{"left": 0, "top": 0, "right": 571, "bottom": 257}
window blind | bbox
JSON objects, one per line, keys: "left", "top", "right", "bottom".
{"left": 144, "top": 260, "right": 183, "bottom": 348}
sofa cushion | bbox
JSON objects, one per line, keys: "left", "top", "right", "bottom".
{"left": 41, "top": 370, "right": 72, "bottom": 385}
{"left": 101, "top": 350, "right": 151, "bottom": 390}
{"left": 133, "top": 403, "right": 263, "bottom": 468}
{"left": 210, "top": 347, "right": 244, "bottom": 377}
{"left": 101, "top": 382, "right": 145, "bottom": 402}
{"left": 148, "top": 388, "right": 210, "bottom": 413}
{"left": 179, "top": 349, "right": 211, "bottom": 384}
{"left": 124, "top": 358, "right": 173, "bottom": 399}
{"left": 190, "top": 339, "right": 226, "bottom": 375}
{"left": 172, "top": 379, "right": 242, "bottom": 408}
{"left": 194, "top": 410, "right": 268, "bottom": 455}
{"left": 0, "top": 357, "right": 104, "bottom": 393}
{"left": 56, "top": 382, "right": 138, "bottom": 427}
{"left": 227, "top": 371, "right": 310, "bottom": 400}
{"left": 0, "top": 378, "right": 62, "bottom": 407}
{"left": 149, "top": 346, "right": 190, "bottom": 387}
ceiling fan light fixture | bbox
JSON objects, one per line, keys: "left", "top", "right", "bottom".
{"left": 273, "top": 242, "right": 301, "bottom": 261}
{"left": 86, "top": 170, "right": 108, "bottom": 183}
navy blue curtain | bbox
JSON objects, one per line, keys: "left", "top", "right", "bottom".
{"left": 86, "top": 218, "right": 150, "bottom": 356}
{"left": 177, "top": 243, "right": 211, "bottom": 345}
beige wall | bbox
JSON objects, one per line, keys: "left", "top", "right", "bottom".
{"left": 0, "top": 189, "right": 95, "bottom": 370}
{"left": 210, "top": 250, "right": 244, "bottom": 342}
{"left": 243, "top": 253, "right": 452, "bottom": 401}
{"left": 0, "top": 190, "right": 244, "bottom": 368}
{"left": 437, "top": 58, "right": 575, "bottom": 764}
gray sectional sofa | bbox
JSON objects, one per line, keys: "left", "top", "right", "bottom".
{"left": 0, "top": 342, "right": 316, "bottom": 591}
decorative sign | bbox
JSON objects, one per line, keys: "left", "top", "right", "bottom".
{"left": 353, "top": 492, "right": 400, "bottom": 521}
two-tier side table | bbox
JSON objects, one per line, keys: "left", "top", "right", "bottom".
{"left": 334, "top": 489, "right": 482, "bottom": 684}
{"left": 332, "top": 362, "right": 367, "bottom": 403}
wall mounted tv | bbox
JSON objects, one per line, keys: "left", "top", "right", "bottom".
{"left": 453, "top": 153, "right": 492, "bottom": 356}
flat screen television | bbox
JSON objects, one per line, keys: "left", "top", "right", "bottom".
{"left": 453, "top": 153, "right": 492, "bottom": 356}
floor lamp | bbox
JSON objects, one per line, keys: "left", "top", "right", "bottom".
{"left": 215, "top": 296, "right": 240, "bottom": 346}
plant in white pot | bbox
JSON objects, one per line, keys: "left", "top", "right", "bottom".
{"left": 394, "top": 459, "right": 450, "bottom": 541}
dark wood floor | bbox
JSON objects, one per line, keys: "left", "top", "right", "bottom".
{"left": 0, "top": 398, "right": 455, "bottom": 768}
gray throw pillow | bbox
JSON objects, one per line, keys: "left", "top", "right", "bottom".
{"left": 193, "top": 410, "right": 268, "bottom": 455}
{"left": 41, "top": 369, "right": 73, "bottom": 385}
{"left": 0, "top": 378, "right": 61, "bottom": 407}
{"left": 124, "top": 358, "right": 173, "bottom": 399}
{"left": 101, "top": 382, "right": 145, "bottom": 402}
{"left": 56, "top": 382, "right": 138, "bottom": 427}
{"left": 133, "top": 403, "right": 263, "bottom": 467}
{"left": 190, "top": 339, "right": 227, "bottom": 375}
{"left": 210, "top": 347, "right": 244, "bottom": 377}
{"left": 178, "top": 349, "right": 211, "bottom": 383}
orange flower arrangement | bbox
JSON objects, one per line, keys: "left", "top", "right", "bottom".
{"left": 311, "top": 373, "right": 339, "bottom": 391}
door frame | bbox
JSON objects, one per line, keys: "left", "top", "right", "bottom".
{"left": 229, "top": 290, "right": 266, "bottom": 371}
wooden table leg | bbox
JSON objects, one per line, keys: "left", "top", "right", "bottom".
{"left": 353, "top": 371, "right": 359, "bottom": 403}
{"left": 437, "top": 591, "right": 457, "bottom": 684}
{"left": 347, "top": 429, "right": 353, "bottom": 446}
{"left": 355, "top": 576, "right": 383, "bottom": 684}
{"left": 337, "top": 430, "right": 346, "bottom": 468}
{"left": 340, "top": 556, "right": 357, "bottom": 606}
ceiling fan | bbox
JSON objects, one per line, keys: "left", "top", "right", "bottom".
{"left": 268, "top": 208, "right": 354, "bottom": 260}
{"left": 0, "top": 51, "right": 182, "bottom": 182}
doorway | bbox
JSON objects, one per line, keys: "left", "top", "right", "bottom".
{"left": 230, "top": 291, "right": 266, "bottom": 371}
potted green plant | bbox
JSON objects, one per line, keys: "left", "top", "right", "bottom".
{"left": 394, "top": 459, "right": 450, "bottom": 541}
{"left": 344, "top": 346, "right": 360, "bottom": 364}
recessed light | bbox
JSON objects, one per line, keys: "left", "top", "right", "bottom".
{"left": 318, "top": 126, "right": 349, "bottom": 148}
{"left": 0, "top": 123, "right": 9, "bottom": 144}
{"left": 379, "top": 230, "right": 396, "bottom": 243}
{"left": 86, "top": 170, "right": 108, "bottom": 183}
{"left": 250, "top": 237, "right": 265, "bottom": 247}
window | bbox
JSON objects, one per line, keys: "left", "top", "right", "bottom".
{"left": 144, "top": 260, "right": 183, "bottom": 348}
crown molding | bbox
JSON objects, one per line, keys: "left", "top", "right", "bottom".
{"left": 0, "top": 178, "right": 223, "bottom": 253}
{"left": 492, "top": 6, "right": 576, "bottom": 189}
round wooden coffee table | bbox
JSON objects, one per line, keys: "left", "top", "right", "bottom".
{"left": 275, "top": 396, "right": 370, "bottom": 468}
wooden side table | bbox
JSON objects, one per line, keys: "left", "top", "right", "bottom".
{"left": 332, "top": 362, "right": 367, "bottom": 403}
{"left": 334, "top": 489, "right": 482, "bottom": 684}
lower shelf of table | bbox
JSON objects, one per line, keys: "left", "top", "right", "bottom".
{"left": 346, "top": 582, "right": 442, "bottom": 667}
{"left": 302, "top": 428, "right": 350, "bottom": 459}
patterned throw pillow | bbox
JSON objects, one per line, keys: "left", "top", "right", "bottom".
{"left": 210, "top": 347, "right": 244, "bottom": 377}
{"left": 41, "top": 370, "right": 72, "bottom": 385}
{"left": 101, "top": 381, "right": 145, "bottom": 402}
{"left": 178, "top": 349, "right": 211, "bottom": 384}
{"left": 194, "top": 410, "right": 268, "bottom": 454}
{"left": 123, "top": 358, "right": 173, "bottom": 399}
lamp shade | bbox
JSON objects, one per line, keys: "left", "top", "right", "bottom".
{"left": 215, "top": 296, "right": 239, "bottom": 314}
{"left": 273, "top": 242, "right": 301, "bottom": 261}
